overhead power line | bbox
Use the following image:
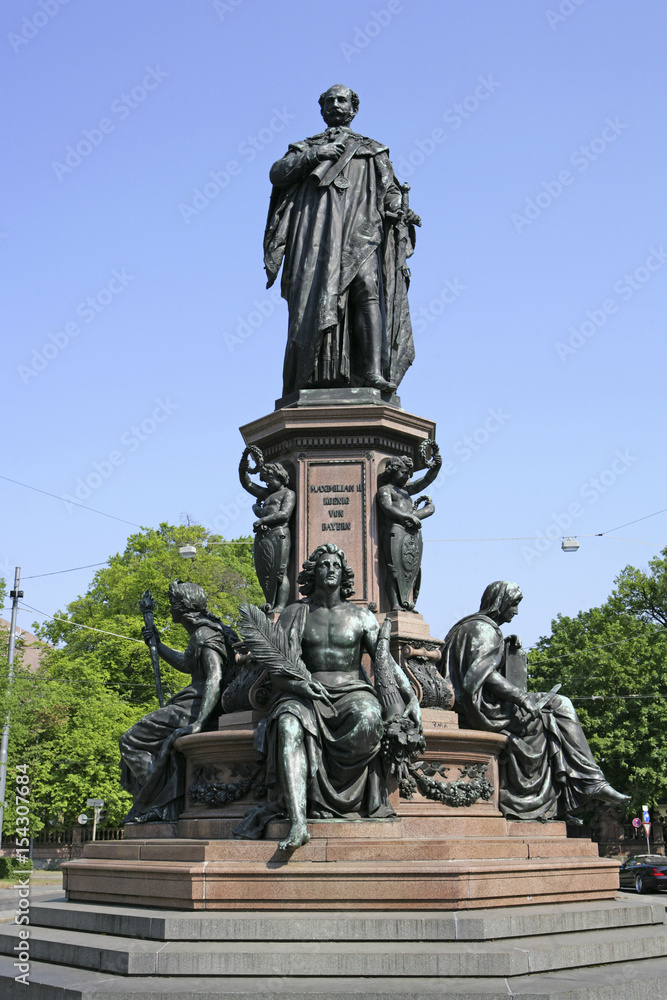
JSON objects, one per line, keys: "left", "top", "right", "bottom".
{"left": 24, "top": 562, "right": 108, "bottom": 580}
{"left": 0, "top": 474, "right": 142, "bottom": 528}
{"left": 598, "top": 506, "right": 667, "bottom": 536}
{"left": 19, "top": 603, "right": 143, "bottom": 643}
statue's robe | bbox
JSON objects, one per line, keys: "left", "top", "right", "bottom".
{"left": 120, "top": 621, "right": 233, "bottom": 823}
{"left": 264, "top": 126, "right": 416, "bottom": 395}
{"left": 234, "top": 600, "right": 393, "bottom": 839}
{"left": 441, "top": 614, "right": 609, "bottom": 821}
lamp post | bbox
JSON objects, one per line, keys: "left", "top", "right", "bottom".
{"left": 0, "top": 568, "right": 23, "bottom": 842}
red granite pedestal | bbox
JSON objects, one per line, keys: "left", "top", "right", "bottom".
{"left": 62, "top": 710, "right": 620, "bottom": 910}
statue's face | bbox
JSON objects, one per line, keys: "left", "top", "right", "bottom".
{"left": 500, "top": 601, "right": 520, "bottom": 624}
{"left": 169, "top": 597, "right": 185, "bottom": 623}
{"left": 391, "top": 460, "right": 412, "bottom": 486}
{"left": 321, "top": 86, "right": 355, "bottom": 127}
{"left": 262, "top": 471, "right": 282, "bottom": 492}
{"left": 314, "top": 553, "right": 343, "bottom": 591}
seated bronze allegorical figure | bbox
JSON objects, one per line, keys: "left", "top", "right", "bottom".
{"left": 234, "top": 543, "right": 422, "bottom": 849}
{"left": 440, "top": 581, "right": 630, "bottom": 822}
{"left": 119, "top": 581, "right": 239, "bottom": 824}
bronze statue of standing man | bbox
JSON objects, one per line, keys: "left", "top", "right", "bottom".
{"left": 265, "top": 85, "right": 421, "bottom": 397}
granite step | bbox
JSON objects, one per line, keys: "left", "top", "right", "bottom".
{"left": 2, "top": 917, "right": 666, "bottom": 977}
{"left": 2, "top": 951, "right": 667, "bottom": 998}
{"left": 80, "top": 835, "right": 600, "bottom": 864}
{"left": 27, "top": 895, "right": 666, "bottom": 942}
{"left": 62, "top": 853, "right": 621, "bottom": 911}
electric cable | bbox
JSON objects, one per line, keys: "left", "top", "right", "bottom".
{"left": 0, "top": 474, "right": 142, "bottom": 528}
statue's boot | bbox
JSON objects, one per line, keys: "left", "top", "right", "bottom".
{"left": 593, "top": 782, "right": 631, "bottom": 805}
{"left": 363, "top": 372, "right": 397, "bottom": 393}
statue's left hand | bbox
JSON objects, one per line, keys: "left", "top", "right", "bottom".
{"left": 405, "top": 208, "right": 422, "bottom": 227}
{"left": 171, "top": 721, "right": 202, "bottom": 742}
{"left": 403, "top": 696, "right": 422, "bottom": 729}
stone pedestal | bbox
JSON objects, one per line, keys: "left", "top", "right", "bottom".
{"left": 240, "top": 391, "right": 436, "bottom": 615}
{"left": 62, "top": 710, "right": 621, "bottom": 910}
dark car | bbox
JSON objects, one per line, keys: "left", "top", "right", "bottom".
{"left": 619, "top": 854, "right": 667, "bottom": 893}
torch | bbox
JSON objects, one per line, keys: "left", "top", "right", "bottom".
{"left": 139, "top": 590, "right": 164, "bottom": 707}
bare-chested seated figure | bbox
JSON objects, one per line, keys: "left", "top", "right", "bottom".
{"left": 234, "top": 543, "right": 421, "bottom": 849}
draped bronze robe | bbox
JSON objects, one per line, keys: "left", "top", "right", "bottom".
{"left": 264, "top": 127, "right": 416, "bottom": 395}
{"left": 442, "top": 613, "right": 608, "bottom": 821}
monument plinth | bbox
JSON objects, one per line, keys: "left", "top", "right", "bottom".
{"left": 240, "top": 393, "right": 436, "bottom": 617}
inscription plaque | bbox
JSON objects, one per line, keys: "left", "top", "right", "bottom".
{"left": 307, "top": 460, "right": 367, "bottom": 599}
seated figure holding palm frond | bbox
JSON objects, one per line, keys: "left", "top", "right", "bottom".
{"left": 234, "top": 543, "right": 422, "bottom": 849}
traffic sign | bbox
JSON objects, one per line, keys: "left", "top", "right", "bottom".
{"left": 77, "top": 814, "right": 88, "bottom": 825}
{"left": 632, "top": 818, "right": 641, "bottom": 828}
{"left": 643, "top": 822, "right": 651, "bottom": 837}
{"left": 86, "top": 798, "right": 104, "bottom": 808}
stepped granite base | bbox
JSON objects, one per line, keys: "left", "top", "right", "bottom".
{"left": 1, "top": 894, "right": 665, "bottom": 998}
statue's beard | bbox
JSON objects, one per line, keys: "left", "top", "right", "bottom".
{"left": 322, "top": 111, "right": 356, "bottom": 128}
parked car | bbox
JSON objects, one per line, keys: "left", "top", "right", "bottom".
{"left": 619, "top": 855, "right": 667, "bottom": 893}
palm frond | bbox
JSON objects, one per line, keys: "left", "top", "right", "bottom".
{"left": 238, "top": 603, "right": 309, "bottom": 681}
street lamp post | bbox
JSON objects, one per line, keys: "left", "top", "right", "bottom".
{"left": 0, "top": 568, "right": 23, "bottom": 843}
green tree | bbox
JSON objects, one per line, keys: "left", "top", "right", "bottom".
{"left": 529, "top": 546, "right": 667, "bottom": 813}
{"left": 2, "top": 524, "right": 261, "bottom": 833}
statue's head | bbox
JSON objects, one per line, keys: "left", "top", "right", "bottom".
{"left": 168, "top": 580, "right": 207, "bottom": 620}
{"left": 260, "top": 461, "right": 290, "bottom": 490}
{"left": 298, "top": 542, "right": 355, "bottom": 599}
{"left": 319, "top": 85, "right": 359, "bottom": 127}
{"left": 479, "top": 581, "right": 523, "bottom": 625}
{"left": 380, "top": 455, "right": 413, "bottom": 486}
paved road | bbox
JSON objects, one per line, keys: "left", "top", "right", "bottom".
{"left": 0, "top": 874, "right": 63, "bottom": 923}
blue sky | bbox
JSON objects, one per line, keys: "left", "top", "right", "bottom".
{"left": 2, "top": 0, "right": 666, "bottom": 648}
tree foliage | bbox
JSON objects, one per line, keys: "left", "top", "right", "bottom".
{"left": 2, "top": 524, "right": 261, "bottom": 833}
{"left": 529, "top": 545, "right": 667, "bottom": 814}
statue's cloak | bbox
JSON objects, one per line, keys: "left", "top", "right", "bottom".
{"left": 264, "top": 127, "right": 416, "bottom": 395}
{"left": 441, "top": 613, "right": 608, "bottom": 821}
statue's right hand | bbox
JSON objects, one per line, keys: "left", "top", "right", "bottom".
{"left": 141, "top": 625, "right": 159, "bottom": 646}
{"left": 519, "top": 694, "right": 539, "bottom": 720}
{"left": 318, "top": 140, "right": 346, "bottom": 160}
{"left": 305, "top": 680, "right": 337, "bottom": 713}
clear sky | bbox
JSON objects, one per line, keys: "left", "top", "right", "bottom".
{"left": 2, "top": 0, "right": 665, "bottom": 648}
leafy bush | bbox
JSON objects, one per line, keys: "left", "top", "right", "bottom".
{"left": 0, "top": 856, "right": 33, "bottom": 879}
